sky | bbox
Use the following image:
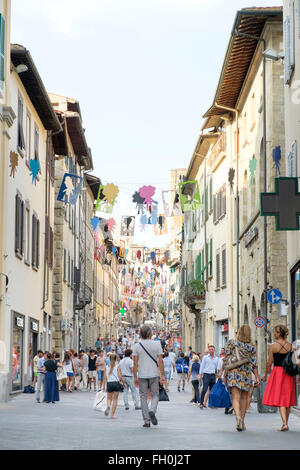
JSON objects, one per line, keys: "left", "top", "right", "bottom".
{"left": 11, "top": 0, "right": 283, "bottom": 246}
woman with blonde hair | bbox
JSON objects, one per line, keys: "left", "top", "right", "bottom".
{"left": 262, "top": 325, "right": 297, "bottom": 431}
{"left": 223, "top": 324, "right": 259, "bottom": 431}
{"left": 103, "top": 353, "right": 125, "bottom": 419}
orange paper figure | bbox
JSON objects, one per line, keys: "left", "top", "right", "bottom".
{"left": 9, "top": 151, "right": 18, "bottom": 177}
{"left": 153, "top": 214, "right": 168, "bottom": 235}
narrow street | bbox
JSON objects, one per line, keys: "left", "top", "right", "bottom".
{"left": 1, "top": 377, "right": 300, "bottom": 450}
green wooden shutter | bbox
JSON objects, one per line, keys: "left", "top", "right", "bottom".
{"left": 0, "top": 14, "right": 5, "bottom": 87}
{"left": 209, "top": 239, "right": 213, "bottom": 276}
{"left": 205, "top": 186, "right": 208, "bottom": 219}
{"left": 209, "top": 179, "right": 213, "bottom": 212}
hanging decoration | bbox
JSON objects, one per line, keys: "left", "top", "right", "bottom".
{"left": 249, "top": 155, "right": 257, "bottom": 186}
{"left": 57, "top": 173, "right": 83, "bottom": 205}
{"left": 154, "top": 214, "right": 168, "bottom": 235}
{"left": 132, "top": 191, "right": 145, "bottom": 214}
{"left": 140, "top": 210, "right": 148, "bottom": 232}
{"left": 228, "top": 168, "right": 235, "bottom": 193}
{"left": 162, "top": 190, "right": 171, "bottom": 217}
{"left": 139, "top": 185, "right": 156, "bottom": 211}
{"left": 9, "top": 151, "right": 18, "bottom": 178}
{"left": 178, "top": 180, "right": 201, "bottom": 212}
{"left": 112, "top": 246, "right": 117, "bottom": 256}
{"left": 90, "top": 217, "right": 100, "bottom": 232}
{"left": 273, "top": 146, "right": 281, "bottom": 176}
{"left": 121, "top": 216, "right": 135, "bottom": 236}
{"left": 148, "top": 201, "right": 158, "bottom": 225}
{"left": 95, "top": 183, "right": 119, "bottom": 213}
{"left": 29, "top": 159, "right": 40, "bottom": 186}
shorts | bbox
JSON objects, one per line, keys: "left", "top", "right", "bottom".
{"left": 88, "top": 371, "right": 97, "bottom": 379}
{"left": 67, "top": 372, "right": 74, "bottom": 377}
{"left": 165, "top": 370, "right": 172, "bottom": 381}
{"left": 107, "top": 381, "right": 121, "bottom": 393}
{"left": 97, "top": 370, "right": 104, "bottom": 381}
{"left": 34, "top": 372, "right": 38, "bottom": 377}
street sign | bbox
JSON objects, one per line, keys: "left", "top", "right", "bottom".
{"left": 254, "top": 317, "right": 265, "bottom": 328}
{"left": 267, "top": 288, "right": 282, "bottom": 304}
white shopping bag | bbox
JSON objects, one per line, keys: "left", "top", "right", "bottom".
{"left": 93, "top": 390, "right": 107, "bottom": 412}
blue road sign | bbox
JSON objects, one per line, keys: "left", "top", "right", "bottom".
{"left": 267, "top": 288, "right": 282, "bottom": 304}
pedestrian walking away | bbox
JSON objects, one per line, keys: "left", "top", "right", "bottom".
{"left": 36, "top": 351, "right": 46, "bottom": 403}
{"left": 44, "top": 353, "right": 60, "bottom": 403}
{"left": 222, "top": 325, "right": 259, "bottom": 431}
{"left": 88, "top": 350, "right": 97, "bottom": 391}
{"left": 163, "top": 349, "right": 173, "bottom": 392}
{"left": 262, "top": 325, "right": 297, "bottom": 431}
{"left": 188, "top": 354, "right": 201, "bottom": 405}
{"left": 96, "top": 350, "right": 105, "bottom": 391}
{"left": 199, "top": 345, "right": 219, "bottom": 409}
{"left": 103, "top": 353, "right": 125, "bottom": 418}
{"left": 119, "top": 349, "right": 141, "bottom": 410}
{"left": 63, "top": 353, "right": 75, "bottom": 392}
{"left": 133, "top": 325, "right": 166, "bottom": 428}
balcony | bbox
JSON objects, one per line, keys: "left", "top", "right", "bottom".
{"left": 182, "top": 280, "right": 206, "bottom": 314}
{"left": 207, "top": 132, "right": 226, "bottom": 171}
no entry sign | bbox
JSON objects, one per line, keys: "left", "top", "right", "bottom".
{"left": 254, "top": 316, "right": 265, "bottom": 328}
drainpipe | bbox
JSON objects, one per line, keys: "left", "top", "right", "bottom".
{"left": 215, "top": 102, "right": 240, "bottom": 333}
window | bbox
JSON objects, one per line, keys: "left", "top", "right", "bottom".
{"left": 0, "top": 14, "right": 5, "bottom": 90}
{"left": 25, "top": 111, "right": 31, "bottom": 163}
{"left": 288, "top": 141, "right": 297, "bottom": 177}
{"left": 18, "top": 94, "right": 25, "bottom": 152}
{"left": 284, "top": 1, "right": 295, "bottom": 85}
{"left": 71, "top": 259, "right": 74, "bottom": 288}
{"left": 32, "top": 215, "right": 40, "bottom": 269}
{"left": 34, "top": 124, "right": 39, "bottom": 161}
{"left": 49, "top": 227, "right": 53, "bottom": 269}
{"left": 216, "top": 250, "right": 220, "bottom": 289}
{"left": 15, "top": 194, "right": 24, "bottom": 257}
{"left": 213, "top": 184, "right": 226, "bottom": 224}
{"left": 67, "top": 252, "right": 70, "bottom": 285}
{"left": 209, "top": 179, "right": 213, "bottom": 212}
{"left": 63, "top": 249, "right": 67, "bottom": 281}
{"left": 222, "top": 245, "right": 226, "bottom": 286}
{"left": 209, "top": 239, "right": 213, "bottom": 277}
{"left": 25, "top": 205, "right": 30, "bottom": 264}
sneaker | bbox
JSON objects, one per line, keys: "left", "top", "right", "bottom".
{"left": 36, "top": 399, "right": 40, "bottom": 403}
{"left": 178, "top": 388, "right": 180, "bottom": 392}
{"left": 104, "top": 407, "right": 110, "bottom": 416}
{"left": 199, "top": 404, "right": 203, "bottom": 409}
{"left": 125, "top": 406, "right": 129, "bottom": 410}
{"left": 149, "top": 411, "right": 158, "bottom": 425}
{"left": 135, "top": 406, "right": 141, "bottom": 410}
{"left": 143, "top": 423, "right": 150, "bottom": 428}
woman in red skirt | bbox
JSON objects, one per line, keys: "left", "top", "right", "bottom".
{"left": 262, "top": 325, "right": 297, "bottom": 431}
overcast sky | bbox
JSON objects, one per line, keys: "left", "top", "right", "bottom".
{"left": 11, "top": 0, "right": 283, "bottom": 246}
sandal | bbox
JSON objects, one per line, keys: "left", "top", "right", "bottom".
{"left": 236, "top": 416, "right": 242, "bottom": 431}
{"left": 279, "top": 424, "right": 289, "bottom": 432}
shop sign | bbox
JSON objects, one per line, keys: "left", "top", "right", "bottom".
{"left": 31, "top": 321, "right": 39, "bottom": 332}
{"left": 244, "top": 226, "right": 258, "bottom": 247}
{"left": 15, "top": 316, "right": 24, "bottom": 329}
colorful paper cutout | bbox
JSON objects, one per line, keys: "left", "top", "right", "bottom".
{"left": 154, "top": 214, "right": 168, "bottom": 235}
{"left": 121, "top": 216, "right": 135, "bottom": 236}
{"left": 273, "top": 146, "right": 281, "bottom": 176}
{"left": 228, "top": 168, "right": 235, "bottom": 192}
{"left": 57, "top": 173, "right": 83, "bottom": 205}
{"left": 9, "top": 151, "right": 18, "bottom": 178}
{"left": 132, "top": 191, "right": 145, "bottom": 214}
{"left": 90, "top": 217, "right": 100, "bottom": 232}
{"left": 178, "top": 180, "right": 201, "bottom": 212}
{"left": 139, "top": 185, "right": 156, "bottom": 211}
{"left": 249, "top": 155, "right": 257, "bottom": 186}
{"left": 95, "top": 183, "right": 119, "bottom": 213}
{"left": 29, "top": 159, "right": 40, "bottom": 185}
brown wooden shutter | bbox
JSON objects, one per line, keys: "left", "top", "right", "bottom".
{"left": 36, "top": 219, "right": 40, "bottom": 268}
{"left": 222, "top": 247, "right": 226, "bottom": 286}
{"left": 216, "top": 252, "right": 220, "bottom": 288}
{"left": 32, "top": 215, "right": 36, "bottom": 266}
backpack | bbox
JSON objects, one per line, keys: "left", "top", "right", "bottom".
{"left": 282, "top": 346, "right": 300, "bottom": 376}
{"left": 24, "top": 385, "right": 35, "bottom": 394}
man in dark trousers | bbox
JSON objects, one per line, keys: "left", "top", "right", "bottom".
{"left": 198, "top": 345, "right": 219, "bottom": 409}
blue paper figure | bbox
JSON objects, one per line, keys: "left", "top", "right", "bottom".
{"left": 125, "top": 249, "right": 128, "bottom": 258}
{"left": 57, "top": 173, "right": 83, "bottom": 205}
{"left": 112, "top": 246, "right": 117, "bottom": 256}
{"left": 91, "top": 217, "right": 100, "bottom": 232}
{"left": 149, "top": 201, "right": 158, "bottom": 225}
{"left": 29, "top": 159, "right": 39, "bottom": 185}
{"left": 140, "top": 211, "right": 148, "bottom": 232}
{"left": 273, "top": 146, "right": 281, "bottom": 176}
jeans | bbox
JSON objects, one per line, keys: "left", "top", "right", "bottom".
{"left": 200, "top": 373, "right": 216, "bottom": 405}
{"left": 138, "top": 377, "right": 160, "bottom": 424}
{"left": 123, "top": 376, "right": 139, "bottom": 407}
{"left": 36, "top": 373, "right": 45, "bottom": 401}
{"left": 191, "top": 379, "right": 200, "bottom": 403}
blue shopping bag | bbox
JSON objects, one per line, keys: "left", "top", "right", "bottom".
{"left": 208, "top": 379, "right": 232, "bottom": 408}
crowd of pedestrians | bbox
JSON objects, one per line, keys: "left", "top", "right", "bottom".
{"left": 31, "top": 324, "right": 300, "bottom": 432}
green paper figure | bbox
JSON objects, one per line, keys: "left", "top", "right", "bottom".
{"left": 178, "top": 180, "right": 201, "bottom": 212}
{"left": 249, "top": 155, "right": 257, "bottom": 186}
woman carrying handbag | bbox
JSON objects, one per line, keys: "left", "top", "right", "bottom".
{"left": 222, "top": 325, "right": 259, "bottom": 431}
{"left": 261, "top": 325, "right": 297, "bottom": 431}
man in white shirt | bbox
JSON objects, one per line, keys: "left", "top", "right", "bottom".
{"left": 168, "top": 349, "right": 176, "bottom": 379}
{"left": 119, "top": 349, "right": 141, "bottom": 410}
{"left": 198, "top": 345, "right": 219, "bottom": 409}
{"left": 133, "top": 325, "right": 165, "bottom": 428}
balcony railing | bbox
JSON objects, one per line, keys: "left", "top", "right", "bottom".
{"left": 182, "top": 280, "right": 206, "bottom": 314}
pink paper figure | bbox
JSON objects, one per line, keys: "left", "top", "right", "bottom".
{"left": 139, "top": 185, "right": 156, "bottom": 211}
{"left": 106, "top": 218, "right": 116, "bottom": 233}
{"left": 100, "top": 245, "right": 105, "bottom": 256}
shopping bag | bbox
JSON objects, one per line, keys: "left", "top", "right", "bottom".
{"left": 159, "top": 385, "right": 169, "bottom": 402}
{"left": 56, "top": 366, "right": 67, "bottom": 381}
{"left": 208, "top": 379, "right": 232, "bottom": 408}
{"left": 93, "top": 390, "right": 107, "bottom": 412}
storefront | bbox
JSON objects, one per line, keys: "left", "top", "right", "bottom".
{"left": 215, "top": 320, "right": 229, "bottom": 352}
{"left": 11, "top": 312, "right": 25, "bottom": 392}
{"left": 290, "top": 265, "right": 300, "bottom": 408}
{"left": 28, "top": 318, "right": 39, "bottom": 382}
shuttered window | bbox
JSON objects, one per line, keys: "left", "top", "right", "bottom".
{"left": 209, "top": 239, "right": 213, "bottom": 277}
{"left": 63, "top": 249, "right": 67, "bottom": 281}
{"left": 71, "top": 259, "right": 74, "bottom": 288}
{"left": 290, "top": 0, "right": 295, "bottom": 68}
{"left": 205, "top": 186, "right": 208, "bottom": 219}
{"left": 222, "top": 184, "right": 226, "bottom": 215}
{"left": 216, "top": 251, "right": 220, "bottom": 289}
{"left": 18, "top": 94, "right": 25, "bottom": 150}
{"left": 15, "top": 194, "right": 24, "bottom": 256}
{"left": 0, "top": 14, "right": 5, "bottom": 88}
{"left": 209, "top": 179, "right": 213, "bottom": 212}
{"left": 222, "top": 245, "right": 226, "bottom": 286}
{"left": 213, "top": 194, "right": 217, "bottom": 223}
{"left": 32, "top": 215, "right": 39, "bottom": 269}
{"left": 49, "top": 227, "right": 53, "bottom": 269}
{"left": 284, "top": 17, "right": 292, "bottom": 84}
{"left": 68, "top": 252, "right": 71, "bottom": 285}
{"left": 196, "top": 254, "right": 202, "bottom": 280}
{"left": 34, "top": 124, "right": 39, "bottom": 161}
{"left": 288, "top": 141, "right": 297, "bottom": 177}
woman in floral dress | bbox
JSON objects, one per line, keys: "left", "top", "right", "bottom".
{"left": 223, "top": 325, "right": 260, "bottom": 431}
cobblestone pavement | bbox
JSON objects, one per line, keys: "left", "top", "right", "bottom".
{"left": 0, "top": 377, "right": 300, "bottom": 450}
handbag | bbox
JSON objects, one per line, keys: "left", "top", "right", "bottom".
{"left": 56, "top": 365, "right": 67, "bottom": 381}
{"left": 159, "top": 384, "right": 169, "bottom": 402}
{"left": 208, "top": 379, "right": 232, "bottom": 408}
{"left": 282, "top": 345, "right": 300, "bottom": 376}
{"left": 224, "top": 342, "right": 250, "bottom": 371}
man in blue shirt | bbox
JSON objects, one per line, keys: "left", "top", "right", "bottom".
{"left": 36, "top": 351, "right": 47, "bottom": 403}
{"left": 198, "top": 345, "right": 219, "bottom": 409}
